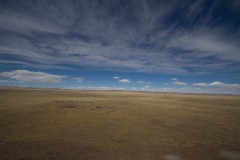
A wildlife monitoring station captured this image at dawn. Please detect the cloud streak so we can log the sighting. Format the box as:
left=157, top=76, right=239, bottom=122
left=118, top=79, right=132, bottom=83
left=0, top=0, right=239, bottom=75
left=137, top=81, right=151, bottom=84
left=193, top=82, right=240, bottom=88
left=173, top=82, right=188, bottom=86
left=0, top=70, right=66, bottom=83
left=68, top=86, right=125, bottom=91
left=137, top=81, right=144, bottom=84
left=73, top=77, right=83, bottom=82
left=171, top=78, right=178, bottom=81
left=140, top=85, right=150, bottom=90
left=0, top=80, right=12, bottom=83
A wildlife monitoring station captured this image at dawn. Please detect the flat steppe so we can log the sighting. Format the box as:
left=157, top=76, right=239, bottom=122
left=0, top=87, right=240, bottom=160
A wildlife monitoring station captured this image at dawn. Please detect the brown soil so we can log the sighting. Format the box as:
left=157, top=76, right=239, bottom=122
left=0, top=87, right=240, bottom=160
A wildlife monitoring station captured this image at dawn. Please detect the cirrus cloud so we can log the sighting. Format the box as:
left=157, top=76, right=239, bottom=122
left=0, top=0, right=239, bottom=75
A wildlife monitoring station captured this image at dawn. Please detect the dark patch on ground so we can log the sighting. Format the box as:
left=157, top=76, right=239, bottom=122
left=95, top=106, right=122, bottom=109
left=58, top=106, right=76, bottom=108
left=93, top=106, right=124, bottom=115
left=54, top=101, right=92, bottom=103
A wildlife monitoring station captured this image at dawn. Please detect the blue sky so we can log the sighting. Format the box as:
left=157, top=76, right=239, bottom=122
left=0, top=0, right=240, bottom=94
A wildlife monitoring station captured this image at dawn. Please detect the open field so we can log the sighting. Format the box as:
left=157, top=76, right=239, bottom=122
left=0, top=87, right=240, bottom=160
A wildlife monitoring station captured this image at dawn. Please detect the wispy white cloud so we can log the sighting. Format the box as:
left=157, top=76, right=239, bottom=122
left=0, top=70, right=66, bottom=83
left=158, top=88, right=176, bottom=92
left=168, top=30, right=240, bottom=62
left=173, top=82, right=188, bottom=86
left=158, top=87, right=203, bottom=93
left=171, top=78, right=178, bottom=81
left=193, top=81, right=240, bottom=87
left=137, top=81, right=151, bottom=84
left=140, top=85, right=150, bottom=90
left=113, top=76, right=119, bottom=79
left=67, top=84, right=240, bottom=94
left=72, top=77, right=83, bottom=82
left=159, top=85, right=240, bottom=94
left=68, top=86, right=125, bottom=90
left=191, top=81, right=240, bottom=94
left=131, top=87, right=137, bottom=90
left=118, top=79, right=132, bottom=83
left=137, top=81, right=144, bottom=84
left=0, top=80, right=12, bottom=83
left=0, top=0, right=239, bottom=75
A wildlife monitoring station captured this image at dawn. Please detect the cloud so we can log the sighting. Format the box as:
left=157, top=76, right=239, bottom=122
left=0, top=70, right=66, bottom=83
left=72, top=77, right=83, bottom=82
left=158, top=88, right=176, bottom=92
left=140, top=85, right=150, bottom=90
left=171, top=78, right=178, bottom=81
left=68, top=86, right=125, bottom=90
left=191, top=81, right=240, bottom=94
left=137, top=81, right=151, bottom=84
left=137, top=81, right=144, bottom=84
left=168, top=30, right=240, bottom=62
left=118, top=79, right=132, bottom=83
left=173, top=82, right=188, bottom=86
left=0, top=80, right=12, bottom=83
left=113, top=76, right=119, bottom=79
left=0, top=1, right=239, bottom=76
left=68, top=82, right=240, bottom=94
left=159, top=85, right=240, bottom=94
left=158, top=87, right=202, bottom=93
left=193, top=81, right=240, bottom=87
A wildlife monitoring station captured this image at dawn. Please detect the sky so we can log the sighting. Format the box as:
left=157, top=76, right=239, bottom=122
left=0, top=0, right=240, bottom=94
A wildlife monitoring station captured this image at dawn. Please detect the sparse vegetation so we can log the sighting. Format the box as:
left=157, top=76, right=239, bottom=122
left=0, top=87, right=240, bottom=159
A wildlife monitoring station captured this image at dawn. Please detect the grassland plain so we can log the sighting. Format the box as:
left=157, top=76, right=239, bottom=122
left=0, top=87, right=240, bottom=160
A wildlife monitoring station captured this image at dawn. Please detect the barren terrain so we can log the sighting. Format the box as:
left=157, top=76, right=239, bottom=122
left=0, top=87, right=240, bottom=160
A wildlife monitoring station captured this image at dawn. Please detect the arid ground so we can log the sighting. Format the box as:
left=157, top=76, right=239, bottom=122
left=0, top=87, right=240, bottom=160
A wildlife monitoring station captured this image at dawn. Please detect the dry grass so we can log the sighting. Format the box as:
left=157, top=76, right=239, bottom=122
left=0, top=87, right=240, bottom=160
